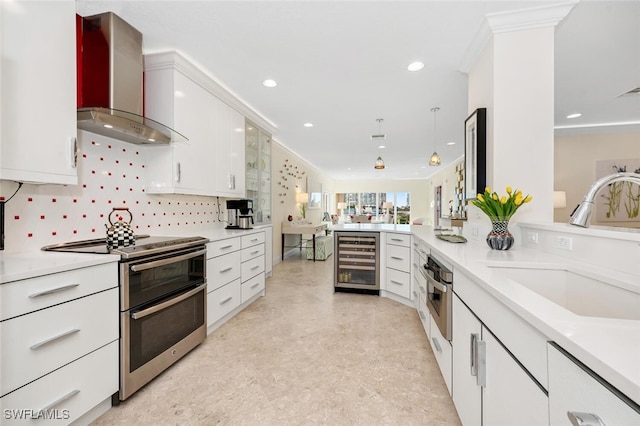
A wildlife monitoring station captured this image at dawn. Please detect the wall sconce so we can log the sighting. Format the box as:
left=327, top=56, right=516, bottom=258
left=553, top=191, right=567, bottom=209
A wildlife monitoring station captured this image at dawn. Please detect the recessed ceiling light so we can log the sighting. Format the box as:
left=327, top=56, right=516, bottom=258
left=303, top=123, right=314, bottom=128
left=447, top=142, right=455, bottom=146
left=378, top=145, right=386, bottom=149
left=407, top=61, right=425, bottom=72
left=262, top=79, right=277, bottom=88
left=567, top=113, right=582, bottom=119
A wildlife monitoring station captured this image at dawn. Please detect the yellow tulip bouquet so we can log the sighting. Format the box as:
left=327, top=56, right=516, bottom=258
left=470, top=186, right=532, bottom=221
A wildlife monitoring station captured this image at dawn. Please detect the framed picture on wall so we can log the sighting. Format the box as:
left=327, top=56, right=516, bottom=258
left=464, top=107, right=487, bottom=200
left=307, top=177, right=322, bottom=209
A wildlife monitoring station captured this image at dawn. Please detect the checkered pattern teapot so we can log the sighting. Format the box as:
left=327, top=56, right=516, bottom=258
left=106, top=207, right=136, bottom=249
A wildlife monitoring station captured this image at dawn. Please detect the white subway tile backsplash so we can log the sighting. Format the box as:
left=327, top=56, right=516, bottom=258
left=2, top=131, right=229, bottom=253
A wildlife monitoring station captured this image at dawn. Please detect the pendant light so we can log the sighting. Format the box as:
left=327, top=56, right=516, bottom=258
left=373, top=118, right=385, bottom=169
left=429, top=107, right=441, bottom=166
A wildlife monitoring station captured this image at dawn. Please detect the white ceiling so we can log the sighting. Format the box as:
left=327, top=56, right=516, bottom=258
left=75, top=1, right=640, bottom=181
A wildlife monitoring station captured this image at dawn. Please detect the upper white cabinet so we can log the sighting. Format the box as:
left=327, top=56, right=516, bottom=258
left=0, top=1, right=78, bottom=185
left=548, top=343, right=640, bottom=425
left=143, top=51, right=244, bottom=197
left=245, top=121, right=271, bottom=223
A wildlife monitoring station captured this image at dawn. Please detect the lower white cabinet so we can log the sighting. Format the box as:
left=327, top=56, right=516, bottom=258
left=207, top=278, right=241, bottom=327
left=0, top=262, right=119, bottom=425
left=429, top=314, right=452, bottom=394
left=206, top=231, right=266, bottom=332
left=385, top=267, right=411, bottom=299
left=452, top=294, right=548, bottom=426
left=548, top=343, right=640, bottom=425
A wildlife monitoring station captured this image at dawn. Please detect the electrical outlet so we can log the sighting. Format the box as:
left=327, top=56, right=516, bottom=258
left=527, top=231, right=538, bottom=244
left=556, top=236, right=572, bottom=251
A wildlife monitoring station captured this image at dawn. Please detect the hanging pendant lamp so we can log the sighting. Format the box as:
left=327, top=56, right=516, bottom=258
left=373, top=118, right=385, bottom=169
left=429, top=107, right=441, bottom=166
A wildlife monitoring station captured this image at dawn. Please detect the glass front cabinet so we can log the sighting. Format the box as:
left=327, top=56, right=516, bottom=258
left=245, top=120, right=272, bottom=224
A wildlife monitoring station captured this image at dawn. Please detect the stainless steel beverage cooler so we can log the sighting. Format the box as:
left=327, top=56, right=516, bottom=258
left=334, top=231, right=380, bottom=294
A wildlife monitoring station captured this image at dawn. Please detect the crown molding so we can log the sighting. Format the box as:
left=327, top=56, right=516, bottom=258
left=459, top=1, right=578, bottom=73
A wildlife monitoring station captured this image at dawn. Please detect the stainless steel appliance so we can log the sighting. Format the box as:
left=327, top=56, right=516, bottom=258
left=43, top=235, right=208, bottom=400
left=76, top=12, right=186, bottom=144
left=334, top=231, right=380, bottom=294
left=424, top=254, right=453, bottom=340
left=226, top=199, right=254, bottom=229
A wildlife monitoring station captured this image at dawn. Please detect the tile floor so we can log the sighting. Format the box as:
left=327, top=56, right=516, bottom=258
left=92, top=253, right=461, bottom=425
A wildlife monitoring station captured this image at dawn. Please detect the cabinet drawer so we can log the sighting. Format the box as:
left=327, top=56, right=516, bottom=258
left=0, top=262, right=117, bottom=321
left=207, top=251, right=241, bottom=291
left=207, top=278, right=241, bottom=327
left=386, top=268, right=411, bottom=299
left=241, top=243, right=265, bottom=263
left=207, top=238, right=241, bottom=258
left=241, top=272, right=265, bottom=303
left=418, top=292, right=430, bottom=338
left=430, top=314, right=452, bottom=395
left=241, top=232, right=265, bottom=248
left=386, top=244, right=411, bottom=272
left=1, top=288, right=119, bottom=396
left=386, top=233, right=411, bottom=247
left=241, top=255, right=265, bottom=281
left=0, top=340, right=118, bottom=426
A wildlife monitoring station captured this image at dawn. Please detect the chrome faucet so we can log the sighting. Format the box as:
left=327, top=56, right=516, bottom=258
left=570, top=172, right=640, bottom=227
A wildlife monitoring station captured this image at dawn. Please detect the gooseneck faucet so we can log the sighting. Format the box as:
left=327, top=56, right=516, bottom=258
left=570, top=172, right=640, bottom=227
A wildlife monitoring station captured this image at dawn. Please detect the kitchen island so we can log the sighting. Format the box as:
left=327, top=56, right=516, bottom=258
left=331, top=222, right=640, bottom=423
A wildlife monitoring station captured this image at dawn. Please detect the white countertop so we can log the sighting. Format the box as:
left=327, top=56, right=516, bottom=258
left=413, top=225, right=640, bottom=406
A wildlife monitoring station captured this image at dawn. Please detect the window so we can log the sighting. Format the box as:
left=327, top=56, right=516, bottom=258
left=335, top=192, right=411, bottom=224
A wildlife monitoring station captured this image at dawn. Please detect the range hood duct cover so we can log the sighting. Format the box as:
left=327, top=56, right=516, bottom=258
left=77, top=12, right=186, bottom=144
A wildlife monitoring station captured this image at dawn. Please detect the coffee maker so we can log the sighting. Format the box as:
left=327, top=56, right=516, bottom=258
left=226, top=199, right=254, bottom=229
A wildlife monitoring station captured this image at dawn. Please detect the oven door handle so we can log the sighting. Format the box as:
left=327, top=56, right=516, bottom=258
left=426, top=273, right=448, bottom=293
left=131, top=283, right=206, bottom=320
left=130, top=249, right=207, bottom=272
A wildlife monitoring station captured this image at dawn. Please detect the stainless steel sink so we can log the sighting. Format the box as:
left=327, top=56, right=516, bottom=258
left=486, top=263, right=640, bottom=321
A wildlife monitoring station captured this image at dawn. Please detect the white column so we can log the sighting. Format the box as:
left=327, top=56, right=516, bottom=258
left=463, top=2, right=576, bottom=225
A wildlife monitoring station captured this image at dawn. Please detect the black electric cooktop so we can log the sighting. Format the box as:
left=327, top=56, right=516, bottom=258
left=41, top=235, right=209, bottom=259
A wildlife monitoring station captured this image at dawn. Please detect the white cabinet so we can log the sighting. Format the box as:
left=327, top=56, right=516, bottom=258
left=143, top=51, right=245, bottom=197
left=206, top=232, right=266, bottom=332
left=245, top=121, right=272, bottom=223
left=429, top=314, right=453, bottom=394
left=0, top=1, right=77, bottom=185
left=0, top=262, right=118, bottom=424
left=384, top=232, right=411, bottom=300
left=548, top=343, right=640, bottom=425
left=452, top=294, right=548, bottom=426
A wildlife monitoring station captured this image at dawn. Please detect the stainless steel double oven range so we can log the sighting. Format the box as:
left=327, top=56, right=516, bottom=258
left=44, top=235, right=208, bottom=401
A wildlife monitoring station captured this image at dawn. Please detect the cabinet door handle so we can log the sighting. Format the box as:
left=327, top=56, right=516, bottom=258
left=219, top=267, right=233, bottom=273
left=220, top=296, right=233, bottom=305
left=29, top=283, right=79, bottom=298
left=431, top=337, right=442, bottom=353
left=250, top=282, right=260, bottom=289
left=69, top=137, right=78, bottom=168
left=567, top=412, right=606, bottom=426
left=419, top=311, right=427, bottom=321
left=250, top=250, right=260, bottom=255
left=250, top=265, right=260, bottom=270
left=40, top=389, right=80, bottom=413
left=390, top=280, right=403, bottom=286
left=390, top=256, right=403, bottom=260
left=30, top=328, right=80, bottom=350
left=470, top=333, right=479, bottom=377
left=476, top=340, right=487, bottom=387
left=176, top=162, right=181, bottom=183
left=220, top=244, right=233, bottom=250
left=412, top=290, right=418, bottom=298
left=391, top=238, right=403, bottom=242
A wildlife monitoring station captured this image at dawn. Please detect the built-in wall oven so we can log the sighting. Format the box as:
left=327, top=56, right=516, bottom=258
left=43, top=235, right=208, bottom=401
left=424, top=254, right=453, bottom=340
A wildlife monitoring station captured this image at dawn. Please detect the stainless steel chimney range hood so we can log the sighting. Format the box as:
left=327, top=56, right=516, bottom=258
left=77, top=12, right=186, bottom=145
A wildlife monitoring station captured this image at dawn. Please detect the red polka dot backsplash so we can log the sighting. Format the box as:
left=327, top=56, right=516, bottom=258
left=2, top=131, right=230, bottom=252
